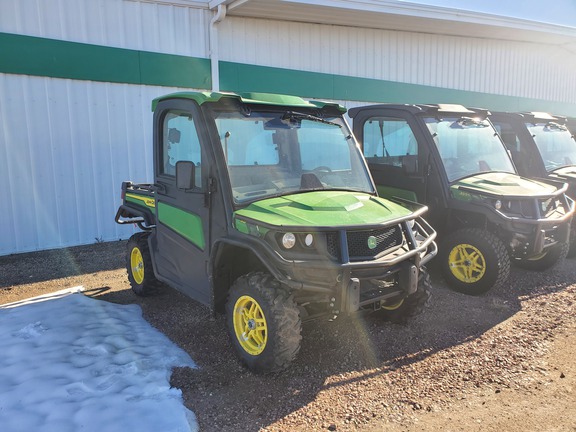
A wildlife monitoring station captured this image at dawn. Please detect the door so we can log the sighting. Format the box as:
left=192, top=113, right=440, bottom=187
left=352, top=109, right=428, bottom=203
left=151, top=100, right=212, bottom=306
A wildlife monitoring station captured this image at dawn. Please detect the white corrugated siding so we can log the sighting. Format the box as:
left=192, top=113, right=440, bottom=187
left=0, top=74, right=193, bottom=255
left=0, top=0, right=210, bottom=56
left=219, top=16, right=576, bottom=104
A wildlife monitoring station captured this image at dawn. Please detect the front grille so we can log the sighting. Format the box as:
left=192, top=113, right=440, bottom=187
left=347, top=226, right=403, bottom=261
left=502, top=197, right=567, bottom=219
left=326, top=232, right=340, bottom=259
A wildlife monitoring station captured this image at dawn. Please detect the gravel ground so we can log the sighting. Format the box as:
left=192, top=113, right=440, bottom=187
left=1, top=240, right=575, bottom=431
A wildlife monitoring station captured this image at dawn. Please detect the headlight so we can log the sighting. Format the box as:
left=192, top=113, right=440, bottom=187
left=494, top=199, right=502, bottom=210
left=304, top=233, right=314, bottom=247
left=282, top=232, right=296, bottom=249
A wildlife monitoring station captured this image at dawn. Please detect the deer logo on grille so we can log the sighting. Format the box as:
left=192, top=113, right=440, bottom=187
left=367, top=235, right=378, bottom=250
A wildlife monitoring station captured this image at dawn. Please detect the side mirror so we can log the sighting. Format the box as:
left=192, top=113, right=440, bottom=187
left=402, top=155, right=418, bottom=175
left=176, top=161, right=195, bottom=190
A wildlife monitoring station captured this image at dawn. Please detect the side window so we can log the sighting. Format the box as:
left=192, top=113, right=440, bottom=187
left=161, top=111, right=202, bottom=187
left=363, top=117, right=418, bottom=167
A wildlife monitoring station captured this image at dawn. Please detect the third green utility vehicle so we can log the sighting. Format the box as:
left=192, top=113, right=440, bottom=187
left=116, top=91, right=437, bottom=373
left=489, top=111, right=576, bottom=255
left=349, top=104, right=574, bottom=295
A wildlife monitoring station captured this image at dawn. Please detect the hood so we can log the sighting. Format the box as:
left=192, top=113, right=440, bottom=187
left=234, top=191, right=413, bottom=228
left=451, top=172, right=558, bottom=197
left=549, top=166, right=576, bottom=183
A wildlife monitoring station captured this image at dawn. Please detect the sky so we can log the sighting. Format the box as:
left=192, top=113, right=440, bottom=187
left=401, top=0, right=576, bottom=27
left=0, top=288, right=198, bottom=432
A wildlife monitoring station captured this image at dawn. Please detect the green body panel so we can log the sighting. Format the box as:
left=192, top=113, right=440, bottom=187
left=235, top=191, right=412, bottom=228
left=152, top=91, right=345, bottom=113
left=376, top=185, right=418, bottom=202
left=157, top=202, right=205, bottom=250
left=3, top=32, right=576, bottom=116
left=451, top=172, right=557, bottom=199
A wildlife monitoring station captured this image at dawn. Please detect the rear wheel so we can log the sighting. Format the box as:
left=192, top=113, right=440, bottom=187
left=225, top=272, right=302, bottom=374
left=126, top=232, right=161, bottom=296
left=378, top=267, right=432, bottom=323
left=439, top=228, right=510, bottom=295
left=566, top=221, right=576, bottom=258
left=515, top=241, right=569, bottom=271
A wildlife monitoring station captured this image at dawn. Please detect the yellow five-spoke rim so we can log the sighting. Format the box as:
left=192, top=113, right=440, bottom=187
left=233, top=295, right=267, bottom=356
left=130, top=247, right=145, bottom=285
left=448, top=243, right=486, bottom=283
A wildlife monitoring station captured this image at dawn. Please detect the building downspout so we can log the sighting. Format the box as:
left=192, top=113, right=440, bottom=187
left=209, top=5, right=227, bottom=92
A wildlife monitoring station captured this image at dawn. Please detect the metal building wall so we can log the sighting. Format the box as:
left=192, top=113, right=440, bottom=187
left=219, top=16, right=576, bottom=104
left=0, top=0, right=211, bottom=255
left=0, top=0, right=210, bottom=57
left=0, top=74, right=185, bottom=255
left=2, top=1, right=575, bottom=255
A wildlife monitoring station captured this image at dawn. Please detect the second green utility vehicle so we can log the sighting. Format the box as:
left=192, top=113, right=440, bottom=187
left=489, top=111, right=576, bottom=255
left=115, top=91, right=437, bottom=373
left=349, top=104, right=574, bottom=295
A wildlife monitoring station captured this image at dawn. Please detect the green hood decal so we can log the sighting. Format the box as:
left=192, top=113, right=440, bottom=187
left=235, top=191, right=412, bottom=227
left=452, top=172, right=557, bottom=197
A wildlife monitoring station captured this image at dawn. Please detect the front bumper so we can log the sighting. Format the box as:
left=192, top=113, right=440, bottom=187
left=494, top=196, right=574, bottom=258
left=227, top=212, right=437, bottom=316
left=455, top=183, right=575, bottom=258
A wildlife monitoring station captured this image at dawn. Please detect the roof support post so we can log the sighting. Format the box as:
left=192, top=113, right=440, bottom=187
left=209, top=4, right=227, bottom=92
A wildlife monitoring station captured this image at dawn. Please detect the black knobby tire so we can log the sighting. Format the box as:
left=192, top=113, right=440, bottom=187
left=514, top=241, right=569, bottom=271
left=126, top=232, right=161, bottom=296
left=439, top=228, right=510, bottom=296
left=379, top=267, right=432, bottom=324
left=225, top=272, right=302, bottom=374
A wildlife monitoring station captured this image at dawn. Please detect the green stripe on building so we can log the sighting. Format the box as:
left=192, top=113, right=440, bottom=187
left=0, top=32, right=211, bottom=88
left=1, top=32, right=575, bottom=116
left=157, top=202, right=205, bottom=250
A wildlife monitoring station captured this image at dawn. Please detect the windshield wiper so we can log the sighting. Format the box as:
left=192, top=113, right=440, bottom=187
left=544, top=122, right=568, bottom=132
left=452, top=117, right=488, bottom=128
left=283, top=111, right=341, bottom=127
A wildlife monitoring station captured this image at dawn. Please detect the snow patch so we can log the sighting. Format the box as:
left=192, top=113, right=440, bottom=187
left=0, top=291, right=198, bottom=432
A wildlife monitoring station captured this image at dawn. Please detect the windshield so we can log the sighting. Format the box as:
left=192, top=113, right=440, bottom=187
left=526, top=122, right=576, bottom=171
left=212, top=109, right=374, bottom=203
left=424, top=116, right=516, bottom=182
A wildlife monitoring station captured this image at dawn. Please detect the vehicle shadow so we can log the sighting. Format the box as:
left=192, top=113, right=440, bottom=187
left=0, top=241, right=127, bottom=288
left=93, top=257, right=576, bottom=432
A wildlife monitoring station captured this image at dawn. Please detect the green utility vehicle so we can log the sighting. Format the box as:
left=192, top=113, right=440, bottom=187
left=115, top=91, right=437, bottom=373
left=489, top=111, right=576, bottom=255
left=349, top=104, right=574, bottom=295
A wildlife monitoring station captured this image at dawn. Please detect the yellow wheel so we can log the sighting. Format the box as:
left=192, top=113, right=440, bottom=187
left=514, top=241, right=568, bottom=271
left=232, top=295, right=268, bottom=356
left=448, top=243, right=486, bottom=283
left=130, top=247, right=145, bottom=285
left=377, top=268, right=431, bottom=323
left=226, top=272, right=301, bottom=373
left=440, top=228, right=510, bottom=295
left=380, top=299, right=404, bottom=311
left=126, top=233, right=161, bottom=296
